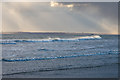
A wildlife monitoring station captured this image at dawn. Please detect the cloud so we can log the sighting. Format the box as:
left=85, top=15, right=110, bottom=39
left=2, top=2, right=118, bottom=34
left=50, top=2, right=88, bottom=8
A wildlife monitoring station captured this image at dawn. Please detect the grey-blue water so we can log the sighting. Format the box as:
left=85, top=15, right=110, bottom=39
left=2, top=32, right=119, bottom=78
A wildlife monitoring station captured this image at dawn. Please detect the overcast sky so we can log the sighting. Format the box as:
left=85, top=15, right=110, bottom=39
left=2, top=2, right=118, bottom=34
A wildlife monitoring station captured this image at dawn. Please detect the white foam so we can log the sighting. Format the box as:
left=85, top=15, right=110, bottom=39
left=1, top=35, right=102, bottom=43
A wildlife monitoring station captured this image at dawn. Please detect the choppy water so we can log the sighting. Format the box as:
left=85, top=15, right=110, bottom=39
left=1, top=33, right=119, bottom=77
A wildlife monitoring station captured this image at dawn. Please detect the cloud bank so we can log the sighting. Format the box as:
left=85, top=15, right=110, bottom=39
left=3, top=2, right=118, bottom=34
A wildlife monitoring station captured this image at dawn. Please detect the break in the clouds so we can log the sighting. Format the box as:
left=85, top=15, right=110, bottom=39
left=2, top=2, right=118, bottom=34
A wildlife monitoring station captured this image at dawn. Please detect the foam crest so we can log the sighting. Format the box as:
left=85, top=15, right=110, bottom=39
left=1, top=35, right=102, bottom=43
left=2, top=50, right=119, bottom=62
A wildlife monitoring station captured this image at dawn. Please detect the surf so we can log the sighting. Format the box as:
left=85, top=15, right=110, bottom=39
left=2, top=50, right=119, bottom=62
left=1, top=35, right=102, bottom=43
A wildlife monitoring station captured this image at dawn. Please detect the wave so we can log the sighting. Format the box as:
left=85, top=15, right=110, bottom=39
left=37, top=48, right=55, bottom=51
left=0, top=42, right=16, bottom=44
left=2, top=50, right=119, bottom=62
left=1, top=35, right=102, bottom=43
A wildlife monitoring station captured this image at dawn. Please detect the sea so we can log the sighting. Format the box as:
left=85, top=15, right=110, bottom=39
left=1, top=32, right=119, bottom=78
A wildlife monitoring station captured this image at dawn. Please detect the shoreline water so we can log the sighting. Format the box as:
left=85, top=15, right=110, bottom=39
left=3, top=63, right=118, bottom=78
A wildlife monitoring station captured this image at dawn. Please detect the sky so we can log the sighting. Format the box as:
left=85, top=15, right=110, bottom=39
left=2, top=2, right=118, bottom=34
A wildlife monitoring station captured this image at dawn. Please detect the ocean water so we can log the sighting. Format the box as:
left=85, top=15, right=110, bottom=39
left=1, top=33, right=119, bottom=78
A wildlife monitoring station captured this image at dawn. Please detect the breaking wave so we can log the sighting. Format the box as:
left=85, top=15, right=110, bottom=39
left=1, top=35, right=101, bottom=44
left=2, top=50, right=119, bottom=62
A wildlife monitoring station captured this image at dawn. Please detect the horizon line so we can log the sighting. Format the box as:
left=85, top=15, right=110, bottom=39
left=1, top=31, right=119, bottom=35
